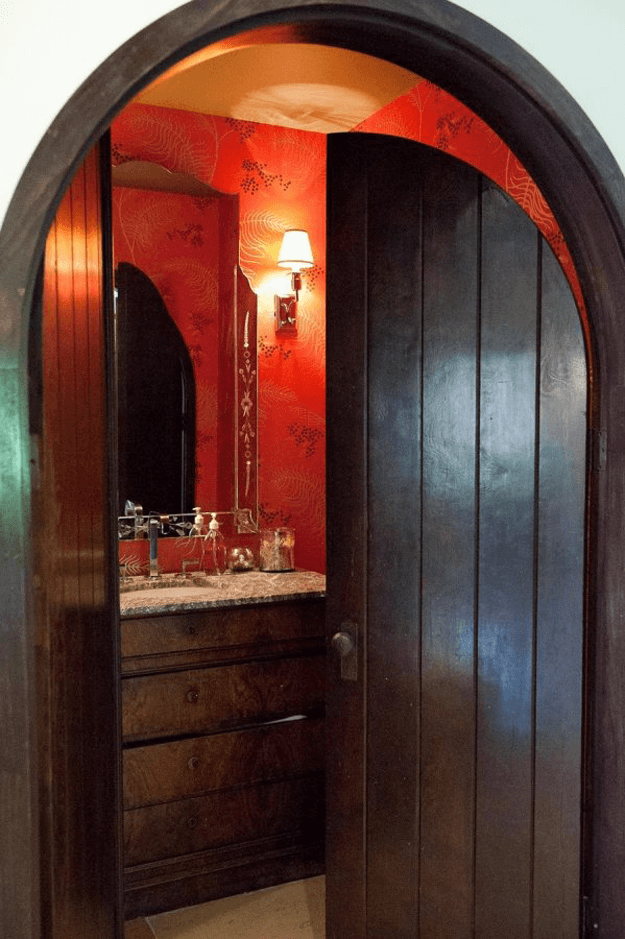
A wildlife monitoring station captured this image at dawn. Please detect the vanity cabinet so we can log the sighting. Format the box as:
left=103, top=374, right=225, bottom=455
left=120, top=596, right=326, bottom=918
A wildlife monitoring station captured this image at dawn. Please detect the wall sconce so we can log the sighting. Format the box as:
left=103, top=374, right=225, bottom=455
left=274, top=229, right=314, bottom=333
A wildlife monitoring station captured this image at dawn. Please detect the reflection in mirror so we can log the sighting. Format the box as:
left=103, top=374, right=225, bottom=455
left=112, top=161, right=258, bottom=535
left=115, top=261, right=196, bottom=516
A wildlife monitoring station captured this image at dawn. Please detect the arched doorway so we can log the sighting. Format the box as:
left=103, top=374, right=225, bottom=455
left=2, top=2, right=625, bottom=936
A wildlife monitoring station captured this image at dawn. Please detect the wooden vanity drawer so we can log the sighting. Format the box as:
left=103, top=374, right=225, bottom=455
left=121, top=592, right=327, bottom=914
left=121, top=599, right=325, bottom=669
left=124, top=774, right=325, bottom=867
left=121, top=654, right=325, bottom=742
left=123, top=717, right=325, bottom=809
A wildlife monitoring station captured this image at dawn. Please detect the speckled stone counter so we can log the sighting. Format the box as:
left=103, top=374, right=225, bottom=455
left=119, top=569, right=326, bottom=618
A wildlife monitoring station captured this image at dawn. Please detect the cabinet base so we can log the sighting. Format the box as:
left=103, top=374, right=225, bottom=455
left=124, top=835, right=324, bottom=919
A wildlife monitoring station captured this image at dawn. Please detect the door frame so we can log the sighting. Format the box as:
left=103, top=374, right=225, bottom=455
left=1, top=0, right=624, bottom=934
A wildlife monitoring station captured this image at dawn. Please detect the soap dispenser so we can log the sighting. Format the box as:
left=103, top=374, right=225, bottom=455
left=190, top=507, right=205, bottom=537
left=205, top=512, right=226, bottom=574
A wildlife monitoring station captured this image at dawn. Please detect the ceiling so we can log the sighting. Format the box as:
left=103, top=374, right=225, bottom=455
left=135, top=43, right=421, bottom=134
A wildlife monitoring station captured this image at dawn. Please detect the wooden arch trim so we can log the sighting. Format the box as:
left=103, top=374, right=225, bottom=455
left=1, top=1, right=625, bottom=936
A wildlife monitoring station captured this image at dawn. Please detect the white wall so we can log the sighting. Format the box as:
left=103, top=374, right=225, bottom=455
left=0, top=0, right=623, bottom=230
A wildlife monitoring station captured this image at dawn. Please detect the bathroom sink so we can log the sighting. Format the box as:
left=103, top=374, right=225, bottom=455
left=119, top=573, right=223, bottom=593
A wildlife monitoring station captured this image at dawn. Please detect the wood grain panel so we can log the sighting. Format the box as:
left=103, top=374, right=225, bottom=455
left=325, top=132, right=369, bottom=939
left=532, top=244, right=585, bottom=938
left=327, top=134, right=586, bottom=939
left=419, top=157, right=479, bottom=937
left=123, top=834, right=324, bottom=919
left=39, top=141, right=120, bottom=938
left=121, top=599, right=325, bottom=664
left=123, top=775, right=324, bottom=866
left=122, top=655, right=324, bottom=742
left=364, top=134, right=423, bottom=936
left=123, top=717, right=324, bottom=809
left=475, top=183, right=538, bottom=939
left=121, top=636, right=325, bottom=675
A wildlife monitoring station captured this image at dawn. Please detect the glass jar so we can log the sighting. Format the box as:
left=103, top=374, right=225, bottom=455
left=227, top=546, right=255, bottom=572
left=259, top=528, right=295, bottom=571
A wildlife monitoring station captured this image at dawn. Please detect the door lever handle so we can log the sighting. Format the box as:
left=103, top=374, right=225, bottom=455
left=331, top=624, right=358, bottom=681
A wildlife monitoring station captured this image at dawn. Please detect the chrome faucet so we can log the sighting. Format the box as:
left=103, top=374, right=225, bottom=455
left=125, top=500, right=145, bottom=540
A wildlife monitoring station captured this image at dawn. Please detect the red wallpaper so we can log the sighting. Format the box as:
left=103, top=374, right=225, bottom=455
left=355, top=79, right=586, bottom=326
left=112, top=80, right=584, bottom=577
left=112, top=105, right=327, bottom=573
left=113, top=187, right=224, bottom=509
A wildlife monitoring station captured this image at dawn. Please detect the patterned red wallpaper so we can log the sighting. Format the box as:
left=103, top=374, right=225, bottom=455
left=112, top=105, right=327, bottom=573
left=112, top=79, right=584, bottom=576
left=355, top=79, right=586, bottom=325
left=113, top=186, right=224, bottom=510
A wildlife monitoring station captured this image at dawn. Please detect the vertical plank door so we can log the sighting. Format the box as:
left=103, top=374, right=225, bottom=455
left=326, top=133, right=587, bottom=939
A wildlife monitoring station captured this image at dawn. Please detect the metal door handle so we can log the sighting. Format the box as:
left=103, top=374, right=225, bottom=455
left=332, top=631, right=354, bottom=656
left=331, top=625, right=358, bottom=681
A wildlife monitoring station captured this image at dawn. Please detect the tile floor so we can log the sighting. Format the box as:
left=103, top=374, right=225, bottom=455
left=125, top=876, right=325, bottom=939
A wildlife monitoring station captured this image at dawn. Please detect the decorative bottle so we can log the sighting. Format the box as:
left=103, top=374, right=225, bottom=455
left=205, top=512, right=226, bottom=574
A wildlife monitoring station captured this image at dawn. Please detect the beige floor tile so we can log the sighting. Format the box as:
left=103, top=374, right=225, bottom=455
left=148, top=876, right=325, bottom=939
left=125, top=919, right=156, bottom=939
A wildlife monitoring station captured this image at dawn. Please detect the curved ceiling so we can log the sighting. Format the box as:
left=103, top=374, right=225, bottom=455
left=135, top=43, right=421, bottom=133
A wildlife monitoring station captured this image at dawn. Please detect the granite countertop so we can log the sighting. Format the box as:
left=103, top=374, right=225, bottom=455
left=119, top=569, right=326, bottom=618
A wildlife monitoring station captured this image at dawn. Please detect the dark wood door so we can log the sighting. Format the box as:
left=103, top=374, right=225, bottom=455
left=326, top=133, right=587, bottom=939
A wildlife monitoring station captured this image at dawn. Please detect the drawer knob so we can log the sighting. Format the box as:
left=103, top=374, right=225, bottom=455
left=187, top=817, right=198, bottom=830
left=186, top=689, right=199, bottom=704
left=188, top=756, right=200, bottom=770
left=187, top=625, right=197, bottom=636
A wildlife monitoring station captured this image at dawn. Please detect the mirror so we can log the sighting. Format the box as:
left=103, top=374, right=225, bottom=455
left=112, top=161, right=258, bottom=528
left=115, top=261, right=196, bottom=516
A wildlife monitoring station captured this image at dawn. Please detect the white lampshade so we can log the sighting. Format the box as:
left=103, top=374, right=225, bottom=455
left=277, top=229, right=314, bottom=272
